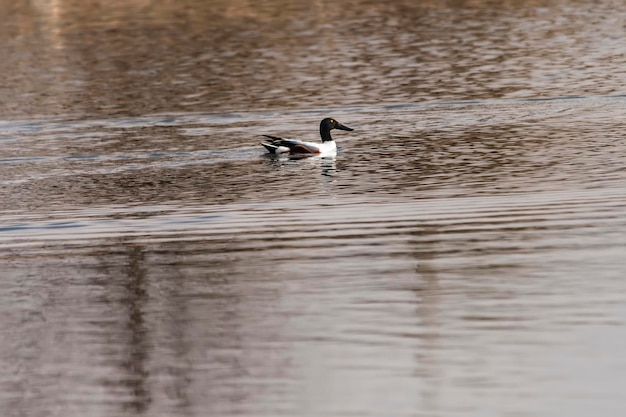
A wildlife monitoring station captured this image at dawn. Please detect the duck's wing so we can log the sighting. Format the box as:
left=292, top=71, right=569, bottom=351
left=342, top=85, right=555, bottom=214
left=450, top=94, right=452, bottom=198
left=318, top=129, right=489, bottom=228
left=260, top=135, right=321, bottom=154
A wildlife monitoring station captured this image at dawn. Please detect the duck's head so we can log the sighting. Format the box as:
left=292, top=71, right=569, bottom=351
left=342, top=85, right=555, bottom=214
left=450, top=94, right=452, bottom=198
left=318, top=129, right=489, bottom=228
left=320, top=118, right=353, bottom=142
left=321, top=118, right=353, bottom=132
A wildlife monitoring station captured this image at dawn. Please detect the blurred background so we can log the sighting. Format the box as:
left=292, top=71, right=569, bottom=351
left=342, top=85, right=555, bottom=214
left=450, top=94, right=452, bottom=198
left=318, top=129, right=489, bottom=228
left=1, top=1, right=626, bottom=416
left=2, top=0, right=624, bottom=118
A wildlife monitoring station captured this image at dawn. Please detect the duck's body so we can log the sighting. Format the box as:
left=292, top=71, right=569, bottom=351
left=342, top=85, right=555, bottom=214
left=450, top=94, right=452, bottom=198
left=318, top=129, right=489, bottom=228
left=261, top=135, right=337, bottom=155
left=261, top=118, right=353, bottom=155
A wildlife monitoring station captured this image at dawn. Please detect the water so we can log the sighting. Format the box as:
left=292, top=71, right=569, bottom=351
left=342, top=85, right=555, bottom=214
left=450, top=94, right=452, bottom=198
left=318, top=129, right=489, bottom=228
left=2, top=0, right=626, bottom=416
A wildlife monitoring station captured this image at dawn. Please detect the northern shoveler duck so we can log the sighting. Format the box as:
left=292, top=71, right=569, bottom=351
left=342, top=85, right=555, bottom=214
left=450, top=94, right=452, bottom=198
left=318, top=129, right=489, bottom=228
left=260, top=118, right=353, bottom=155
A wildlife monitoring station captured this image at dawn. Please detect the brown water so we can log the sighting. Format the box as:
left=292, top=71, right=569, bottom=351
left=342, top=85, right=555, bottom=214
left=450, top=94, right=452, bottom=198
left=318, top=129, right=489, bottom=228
left=2, top=1, right=626, bottom=416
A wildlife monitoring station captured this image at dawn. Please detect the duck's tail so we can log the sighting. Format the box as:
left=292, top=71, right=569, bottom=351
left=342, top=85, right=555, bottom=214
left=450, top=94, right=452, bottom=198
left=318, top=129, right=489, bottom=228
left=260, top=141, right=279, bottom=154
left=260, top=135, right=289, bottom=154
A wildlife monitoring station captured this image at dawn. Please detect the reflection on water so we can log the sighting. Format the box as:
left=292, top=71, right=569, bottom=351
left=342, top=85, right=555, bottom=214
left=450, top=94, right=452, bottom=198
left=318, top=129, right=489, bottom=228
left=2, top=0, right=626, bottom=416
left=3, top=188, right=626, bottom=416
left=2, top=0, right=625, bottom=118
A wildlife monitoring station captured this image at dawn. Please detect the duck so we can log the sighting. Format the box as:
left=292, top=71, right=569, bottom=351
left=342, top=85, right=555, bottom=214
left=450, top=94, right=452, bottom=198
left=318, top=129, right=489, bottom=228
left=260, top=118, right=353, bottom=155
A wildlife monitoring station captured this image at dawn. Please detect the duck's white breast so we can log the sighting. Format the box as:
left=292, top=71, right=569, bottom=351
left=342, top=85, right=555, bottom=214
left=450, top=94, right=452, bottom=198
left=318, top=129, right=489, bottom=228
left=318, top=141, right=337, bottom=154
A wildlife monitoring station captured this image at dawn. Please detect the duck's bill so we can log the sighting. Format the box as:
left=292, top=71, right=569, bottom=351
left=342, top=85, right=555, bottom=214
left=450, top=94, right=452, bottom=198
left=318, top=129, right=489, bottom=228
left=337, top=123, right=354, bottom=131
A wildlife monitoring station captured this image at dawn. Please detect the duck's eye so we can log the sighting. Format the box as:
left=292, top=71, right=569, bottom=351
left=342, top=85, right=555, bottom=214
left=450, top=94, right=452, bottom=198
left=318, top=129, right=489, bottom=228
left=329, top=119, right=335, bottom=124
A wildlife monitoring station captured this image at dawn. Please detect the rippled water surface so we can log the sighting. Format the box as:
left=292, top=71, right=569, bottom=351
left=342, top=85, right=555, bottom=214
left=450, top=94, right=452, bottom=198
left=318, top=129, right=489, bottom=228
left=2, top=0, right=626, bottom=416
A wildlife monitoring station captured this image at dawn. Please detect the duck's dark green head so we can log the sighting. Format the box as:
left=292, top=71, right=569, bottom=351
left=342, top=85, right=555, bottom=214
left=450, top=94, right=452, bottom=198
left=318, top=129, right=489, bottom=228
left=320, top=118, right=353, bottom=142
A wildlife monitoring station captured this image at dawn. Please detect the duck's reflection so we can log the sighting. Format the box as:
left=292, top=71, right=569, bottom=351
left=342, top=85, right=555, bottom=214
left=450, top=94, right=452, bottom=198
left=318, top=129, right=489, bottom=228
left=319, top=155, right=337, bottom=177
left=263, top=153, right=337, bottom=177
